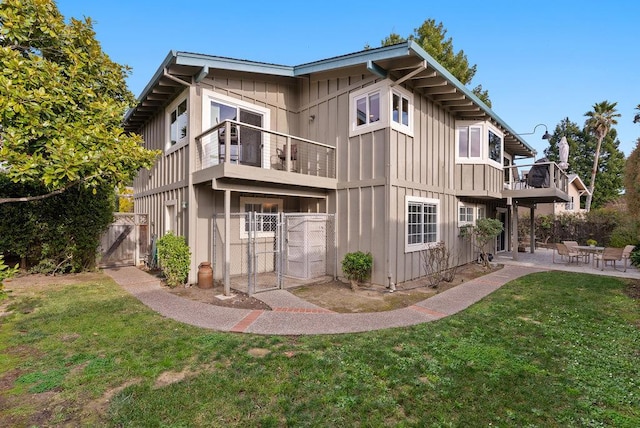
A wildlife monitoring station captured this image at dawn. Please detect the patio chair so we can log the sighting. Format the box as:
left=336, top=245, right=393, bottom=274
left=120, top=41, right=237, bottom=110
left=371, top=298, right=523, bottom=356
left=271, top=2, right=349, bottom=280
left=562, top=240, right=579, bottom=250
left=554, top=243, right=588, bottom=265
left=621, top=245, right=635, bottom=272
left=594, top=247, right=624, bottom=271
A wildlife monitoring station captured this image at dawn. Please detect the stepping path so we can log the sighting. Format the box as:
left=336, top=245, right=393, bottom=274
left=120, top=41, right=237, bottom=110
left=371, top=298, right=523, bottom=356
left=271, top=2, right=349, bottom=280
left=105, top=265, right=544, bottom=335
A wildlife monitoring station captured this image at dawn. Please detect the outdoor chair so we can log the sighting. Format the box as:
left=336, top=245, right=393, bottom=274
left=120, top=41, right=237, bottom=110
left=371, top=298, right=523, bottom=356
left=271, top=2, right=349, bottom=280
left=621, top=245, right=635, bottom=272
left=594, top=247, right=624, bottom=271
left=562, top=240, right=579, bottom=250
left=554, top=243, right=588, bottom=265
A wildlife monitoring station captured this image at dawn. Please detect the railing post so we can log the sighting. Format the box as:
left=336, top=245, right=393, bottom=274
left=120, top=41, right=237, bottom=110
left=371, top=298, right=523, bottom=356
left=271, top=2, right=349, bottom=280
left=224, top=121, right=231, bottom=164
left=285, top=136, right=291, bottom=172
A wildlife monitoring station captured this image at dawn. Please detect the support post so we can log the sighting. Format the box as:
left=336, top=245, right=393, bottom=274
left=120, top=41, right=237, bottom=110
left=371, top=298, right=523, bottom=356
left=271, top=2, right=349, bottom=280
left=529, top=205, right=535, bottom=253
left=511, top=203, right=519, bottom=261
left=224, top=190, right=231, bottom=296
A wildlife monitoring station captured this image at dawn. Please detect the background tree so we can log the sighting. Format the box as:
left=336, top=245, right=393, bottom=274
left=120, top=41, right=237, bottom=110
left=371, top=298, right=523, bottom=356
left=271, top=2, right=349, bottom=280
left=634, top=104, right=640, bottom=124
left=379, top=19, right=491, bottom=106
left=544, top=117, right=624, bottom=210
left=584, top=101, right=621, bottom=211
left=0, top=0, right=158, bottom=204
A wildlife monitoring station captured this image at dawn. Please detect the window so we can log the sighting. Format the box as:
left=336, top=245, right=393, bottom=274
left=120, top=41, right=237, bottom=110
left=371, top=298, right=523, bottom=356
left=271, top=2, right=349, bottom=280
left=477, top=206, right=486, bottom=220
left=240, top=197, right=283, bottom=238
left=392, top=91, right=410, bottom=126
left=459, top=205, right=474, bottom=224
left=457, top=126, right=482, bottom=159
left=406, top=196, right=440, bottom=252
left=201, top=91, right=271, bottom=168
left=458, top=202, right=486, bottom=226
left=355, top=91, right=380, bottom=127
left=488, top=130, right=502, bottom=163
left=456, top=122, right=503, bottom=167
left=167, top=98, right=188, bottom=151
left=349, top=80, right=413, bottom=137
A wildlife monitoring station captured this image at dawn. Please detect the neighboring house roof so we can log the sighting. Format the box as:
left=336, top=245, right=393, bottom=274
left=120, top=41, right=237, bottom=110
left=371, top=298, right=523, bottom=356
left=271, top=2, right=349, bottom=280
left=567, top=173, right=590, bottom=195
left=124, top=41, right=535, bottom=158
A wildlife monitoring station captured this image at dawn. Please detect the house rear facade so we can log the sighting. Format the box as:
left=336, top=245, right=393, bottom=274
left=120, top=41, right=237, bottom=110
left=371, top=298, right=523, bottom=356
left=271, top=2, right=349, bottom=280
left=126, top=41, right=569, bottom=291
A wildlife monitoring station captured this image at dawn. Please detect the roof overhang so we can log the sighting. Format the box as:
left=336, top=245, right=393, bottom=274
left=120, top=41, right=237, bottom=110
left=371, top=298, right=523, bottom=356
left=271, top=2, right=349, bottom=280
left=123, top=41, right=537, bottom=158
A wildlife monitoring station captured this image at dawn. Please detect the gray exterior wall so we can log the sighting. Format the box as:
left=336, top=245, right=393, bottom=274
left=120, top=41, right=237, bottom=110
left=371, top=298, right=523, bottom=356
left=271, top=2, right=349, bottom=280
left=133, top=62, right=516, bottom=286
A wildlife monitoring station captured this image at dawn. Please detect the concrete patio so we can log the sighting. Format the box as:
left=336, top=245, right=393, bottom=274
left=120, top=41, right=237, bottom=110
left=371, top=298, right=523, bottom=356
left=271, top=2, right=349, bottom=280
left=497, top=247, right=640, bottom=279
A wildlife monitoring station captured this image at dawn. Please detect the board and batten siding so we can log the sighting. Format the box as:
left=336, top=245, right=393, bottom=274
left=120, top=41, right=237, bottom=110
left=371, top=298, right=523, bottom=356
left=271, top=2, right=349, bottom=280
left=198, top=71, right=299, bottom=137
left=133, top=102, right=190, bottom=241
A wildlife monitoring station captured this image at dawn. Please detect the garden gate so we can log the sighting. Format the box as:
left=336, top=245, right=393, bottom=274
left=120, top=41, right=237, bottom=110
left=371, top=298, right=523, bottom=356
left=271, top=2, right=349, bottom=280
left=98, top=213, right=148, bottom=267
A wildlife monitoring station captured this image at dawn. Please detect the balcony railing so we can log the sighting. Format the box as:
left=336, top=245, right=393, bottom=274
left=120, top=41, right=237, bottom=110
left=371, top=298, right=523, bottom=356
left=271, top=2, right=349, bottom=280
left=194, top=120, right=336, bottom=179
left=503, top=161, right=569, bottom=194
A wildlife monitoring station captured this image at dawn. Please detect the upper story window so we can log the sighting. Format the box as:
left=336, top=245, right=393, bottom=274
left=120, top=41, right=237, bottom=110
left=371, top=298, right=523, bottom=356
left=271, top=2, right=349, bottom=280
left=456, top=121, right=503, bottom=167
left=355, top=91, right=381, bottom=126
left=349, top=80, right=413, bottom=137
left=405, top=196, right=439, bottom=253
left=488, top=130, right=502, bottom=163
left=166, top=95, right=188, bottom=153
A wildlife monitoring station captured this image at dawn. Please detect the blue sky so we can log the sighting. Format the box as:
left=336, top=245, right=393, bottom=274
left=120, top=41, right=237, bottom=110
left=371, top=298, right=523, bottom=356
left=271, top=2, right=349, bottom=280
left=57, top=0, right=640, bottom=157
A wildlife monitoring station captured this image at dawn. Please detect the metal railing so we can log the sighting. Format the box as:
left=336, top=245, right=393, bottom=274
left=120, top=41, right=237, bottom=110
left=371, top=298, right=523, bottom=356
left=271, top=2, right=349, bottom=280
left=194, top=119, right=336, bottom=179
left=504, top=161, right=569, bottom=194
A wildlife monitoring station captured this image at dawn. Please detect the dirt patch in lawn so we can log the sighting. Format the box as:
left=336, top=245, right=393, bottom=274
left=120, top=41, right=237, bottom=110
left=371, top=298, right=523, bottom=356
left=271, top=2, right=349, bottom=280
left=290, top=263, right=502, bottom=313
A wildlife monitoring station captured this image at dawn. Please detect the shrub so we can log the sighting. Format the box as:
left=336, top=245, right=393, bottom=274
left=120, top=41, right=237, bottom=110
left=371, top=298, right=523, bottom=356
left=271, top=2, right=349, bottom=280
left=156, top=232, right=191, bottom=288
left=460, top=218, right=503, bottom=268
left=0, top=255, right=18, bottom=292
left=341, top=251, right=373, bottom=288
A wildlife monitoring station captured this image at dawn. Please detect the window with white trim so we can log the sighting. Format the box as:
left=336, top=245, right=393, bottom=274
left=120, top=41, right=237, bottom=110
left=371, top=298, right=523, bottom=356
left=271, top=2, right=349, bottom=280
left=406, top=196, right=440, bottom=252
left=240, top=197, right=282, bottom=239
left=458, top=202, right=487, bottom=226
left=457, top=125, right=482, bottom=159
left=349, top=80, right=413, bottom=137
left=166, top=96, right=188, bottom=152
left=455, top=122, right=504, bottom=167
left=354, top=90, right=381, bottom=127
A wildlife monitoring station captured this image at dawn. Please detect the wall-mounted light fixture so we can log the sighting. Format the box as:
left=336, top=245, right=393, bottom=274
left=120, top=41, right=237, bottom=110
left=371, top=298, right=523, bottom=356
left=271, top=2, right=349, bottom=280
left=309, top=114, right=315, bottom=121
left=181, top=201, right=188, bottom=209
left=517, top=123, right=552, bottom=140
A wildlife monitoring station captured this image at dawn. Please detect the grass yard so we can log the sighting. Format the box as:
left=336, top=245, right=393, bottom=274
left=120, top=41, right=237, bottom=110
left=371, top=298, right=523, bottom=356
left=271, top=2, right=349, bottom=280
left=0, top=271, right=638, bottom=426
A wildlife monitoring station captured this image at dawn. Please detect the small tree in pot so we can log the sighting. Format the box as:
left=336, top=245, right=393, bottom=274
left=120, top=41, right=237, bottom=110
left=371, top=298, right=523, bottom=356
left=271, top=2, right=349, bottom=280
left=459, top=218, right=504, bottom=269
left=341, top=251, right=373, bottom=291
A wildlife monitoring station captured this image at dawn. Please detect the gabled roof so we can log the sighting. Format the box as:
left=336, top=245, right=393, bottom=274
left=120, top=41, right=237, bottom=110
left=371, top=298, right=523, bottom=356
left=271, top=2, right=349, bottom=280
left=568, top=173, right=590, bottom=194
left=124, top=41, right=535, bottom=157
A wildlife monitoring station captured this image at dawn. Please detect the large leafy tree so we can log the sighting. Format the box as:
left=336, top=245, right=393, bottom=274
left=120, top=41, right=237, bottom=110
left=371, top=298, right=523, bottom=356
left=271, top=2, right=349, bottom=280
left=0, top=0, right=158, bottom=204
left=380, top=19, right=491, bottom=107
left=544, top=117, right=624, bottom=210
left=584, top=101, right=621, bottom=211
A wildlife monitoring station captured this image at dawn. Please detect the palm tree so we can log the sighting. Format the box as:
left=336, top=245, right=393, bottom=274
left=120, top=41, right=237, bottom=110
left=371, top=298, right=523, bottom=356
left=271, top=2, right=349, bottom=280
left=634, top=104, right=640, bottom=124
left=584, top=101, right=621, bottom=211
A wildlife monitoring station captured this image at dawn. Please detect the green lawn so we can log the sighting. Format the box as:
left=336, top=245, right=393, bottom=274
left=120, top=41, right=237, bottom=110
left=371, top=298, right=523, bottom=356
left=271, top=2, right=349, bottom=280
left=1, top=271, right=638, bottom=427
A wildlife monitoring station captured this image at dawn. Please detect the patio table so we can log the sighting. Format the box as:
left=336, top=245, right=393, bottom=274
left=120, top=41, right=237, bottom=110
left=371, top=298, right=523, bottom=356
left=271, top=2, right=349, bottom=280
left=574, top=245, right=605, bottom=267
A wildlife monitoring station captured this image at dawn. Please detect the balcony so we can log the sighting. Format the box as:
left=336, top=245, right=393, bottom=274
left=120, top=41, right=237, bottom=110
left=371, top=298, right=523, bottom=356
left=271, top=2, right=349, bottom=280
left=503, top=161, right=570, bottom=204
left=193, top=120, right=336, bottom=190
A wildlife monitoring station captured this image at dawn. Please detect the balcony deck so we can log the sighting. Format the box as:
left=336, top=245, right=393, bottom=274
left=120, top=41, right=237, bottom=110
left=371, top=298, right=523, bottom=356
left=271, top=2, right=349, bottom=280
left=194, top=120, right=337, bottom=192
left=503, top=162, right=570, bottom=205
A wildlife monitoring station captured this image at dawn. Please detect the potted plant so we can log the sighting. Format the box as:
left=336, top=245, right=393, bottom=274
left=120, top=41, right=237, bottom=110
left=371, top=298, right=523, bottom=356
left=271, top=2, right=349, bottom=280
left=586, top=239, right=597, bottom=247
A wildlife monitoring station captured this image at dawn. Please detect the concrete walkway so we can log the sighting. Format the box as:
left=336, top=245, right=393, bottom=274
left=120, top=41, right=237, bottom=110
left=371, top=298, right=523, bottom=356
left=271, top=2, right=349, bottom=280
left=105, top=264, right=546, bottom=335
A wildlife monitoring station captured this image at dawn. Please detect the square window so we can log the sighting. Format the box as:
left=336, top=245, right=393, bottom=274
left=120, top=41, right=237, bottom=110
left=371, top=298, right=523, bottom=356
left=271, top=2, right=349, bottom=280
left=406, top=197, right=439, bottom=252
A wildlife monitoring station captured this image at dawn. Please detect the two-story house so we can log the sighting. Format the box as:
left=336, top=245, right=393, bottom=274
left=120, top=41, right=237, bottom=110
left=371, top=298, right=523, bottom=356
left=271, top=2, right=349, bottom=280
left=125, top=41, right=569, bottom=294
